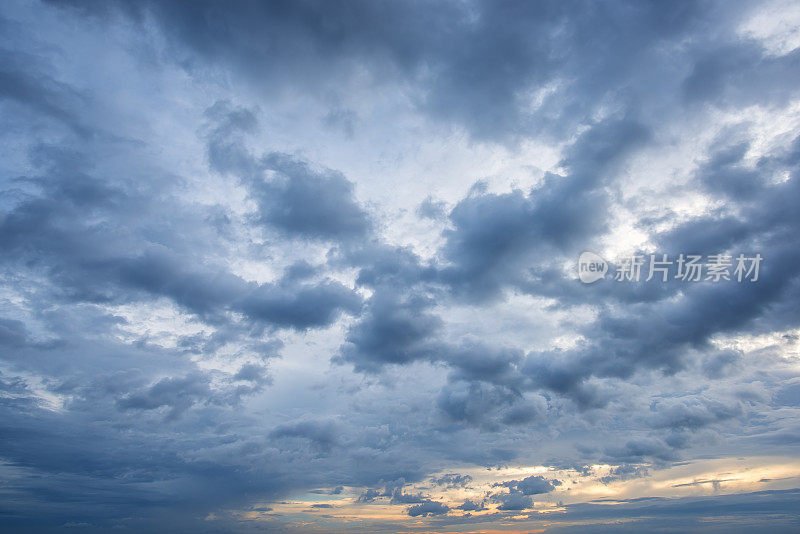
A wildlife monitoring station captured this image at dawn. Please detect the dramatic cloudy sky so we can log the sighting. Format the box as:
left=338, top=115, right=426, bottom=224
left=2, top=0, right=800, bottom=532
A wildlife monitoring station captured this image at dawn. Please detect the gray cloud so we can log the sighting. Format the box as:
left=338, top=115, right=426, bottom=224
left=2, top=0, right=800, bottom=531
left=491, top=489, right=533, bottom=511
left=495, top=475, right=558, bottom=495
left=407, top=499, right=450, bottom=517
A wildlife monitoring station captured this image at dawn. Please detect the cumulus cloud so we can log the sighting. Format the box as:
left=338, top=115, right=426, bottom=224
left=495, top=475, right=559, bottom=495
left=491, top=489, right=534, bottom=511
left=407, top=499, right=450, bottom=517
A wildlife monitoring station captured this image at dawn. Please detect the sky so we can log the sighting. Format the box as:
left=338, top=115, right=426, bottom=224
left=1, top=0, right=800, bottom=532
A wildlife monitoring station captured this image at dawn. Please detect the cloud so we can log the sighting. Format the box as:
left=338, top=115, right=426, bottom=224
left=204, top=100, right=372, bottom=242
left=2, top=0, right=800, bottom=531
left=116, top=372, right=212, bottom=420
left=407, top=499, right=450, bottom=517
left=648, top=398, right=742, bottom=431
left=238, top=279, right=362, bottom=329
left=417, top=196, right=447, bottom=220
left=431, top=473, right=472, bottom=488
left=0, top=141, right=362, bottom=332
left=269, top=420, right=340, bottom=452
left=336, top=290, right=441, bottom=372
left=599, top=464, right=650, bottom=485
left=438, top=117, right=650, bottom=303
left=456, top=498, right=487, bottom=512
left=491, top=489, right=533, bottom=511
left=251, top=153, right=372, bottom=240
left=496, top=475, right=558, bottom=495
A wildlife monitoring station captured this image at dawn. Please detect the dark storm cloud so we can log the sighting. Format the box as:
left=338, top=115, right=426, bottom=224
left=445, top=342, right=525, bottom=385
left=238, top=279, right=362, bottom=329
left=486, top=130, right=800, bottom=409
left=0, top=9, right=378, bottom=527
left=269, top=420, right=340, bottom=452
left=604, top=437, right=679, bottom=464
left=491, top=489, right=533, bottom=511
left=335, top=116, right=652, bottom=380
left=252, top=153, right=372, bottom=240
left=0, top=47, right=89, bottom=135
left=0, top=139, right=362, bottom=332
left=233, top=363, right=271, bottom=384
left=648, top=397, right=742, bottom=431
left=436, top=380, right=547, bottom=430
left=457, top=498, right=487, bottom=512
left=407, top=499, right=450, bottom=517
left=0, top=339, right=304, bottom=531
left=51, top=0, right=721, bottom=143
left=345, top=242, right=437, bottom=289
left=331, top=126, right=793, bottom=438
left=116, top=372, right=212, bottom=420
left=204, top=100, right=372, bottom=241
left=439, top=117, right=650, bottom=302
left=683, top=43, right=800, bottom=108
left=336, top=290, right=441, bottom=372
left=3, top=0, right=800, bottom=531
left=701, top=349, right=742, bottom=379
left=495, top=474, right=558, bottom=495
